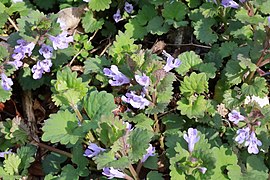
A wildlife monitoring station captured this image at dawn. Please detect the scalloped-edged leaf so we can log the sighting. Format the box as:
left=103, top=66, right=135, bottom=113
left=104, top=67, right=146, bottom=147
left=260, top=1, right=270, bottom=14
left=242, top=156, right=268, bottom=179
left=88, top=0, right=112, bottom=11
left=230, top=24, right=253, bottom=40
left=199, top=3, right=219, bottom=18
left=33, top=0, right=55, bottom=10
left=180, top=72, right=208, bottom=96
left=124, top=113, right=153, bottom=131
left=82, top=11, right=104, bottom=33
left=162, top=1, right=187, bottom=28
left=128, top=128, right=154, bottom=162
left=94, top=151, right=129, bottom=170
left=41, top=110, right=83, bottom=145
left=176, top=51, right=202, bottom=75
left=225, top=60, right=245, bottom=86
left=223, top=89, right=245, bottom=109
left=0, top=86, right=12, bottom=103
left=219, top=41, right=238, bottom=59
left=193, top=18, right=218, bottom=44
left=4, top=154, right=21, bottom=175
left=146, top=16, right=170, bottom=35
left=143, top=155, right=158, bottom=170
left=58, top=164, right=87, bottom=180
left=235, top=9, right=264, bottom=24
left=51, top=67, right=88, bottom=106
left=177, top=95, right=207, bottom=119
left=0, top=46, right=9, bottom=60
left=197, top=63, right=217, bottom=79
left=211, top=146, right=240, bottom=179
left=83, top=90, right=116, bottom=122
left=241, top=77, right=268, bottom=97
left=42, top=152, right=67, bottom=175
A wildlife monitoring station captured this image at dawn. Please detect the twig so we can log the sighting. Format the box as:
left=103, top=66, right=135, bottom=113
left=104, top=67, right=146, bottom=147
left=37, top=142, right=72, bottom=158
left=8, top=17, right=19, bottom=31
left=128, top=164, right=139, bottom=180
left=99, top=41, right=112, bottom=56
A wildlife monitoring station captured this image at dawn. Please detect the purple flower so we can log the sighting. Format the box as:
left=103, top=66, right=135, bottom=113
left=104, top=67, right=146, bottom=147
left=124, top=2, right=133, bottom=14
left=124, top=121, right=133, bottom=131
left=113, top=9, right=121, bottom=23
left=0, top=149, right=12, bottom=158
left=102, top=167, right=126, bottom=179
left=162, top=50, right=181, bottom=72
left=12, top=0, right=23, bottom=3
left=198, top=167, right=207, bottom=174
left=31, top=59, right=52, bottom=79
left=228, top=110, right=245, bottom=124
left=39, top=44, right=53, bottom=59
left=8, top=60, right=23, bottom=70
left=49, top=31, right=73, bottom=50
left=183, top=128, right=200, bottom=153
left=121, top=91, right=150, bottom=109
left=244, top=131, right=262, bottom=154
left=141, top=144, right=155, bottom=162
left=135, top=73, right=150, bottom=87
left=268, top=16, right=270, bottom=28
left=239, top=0, right=246, bottom=2
left=221, top=0, right=239, bottom=8
left=83, top=143, right=105, bottom=158
left=235, top=126, right=250, bottom=144
left=1, top=73, right=13, bottom=91
left=103, top=65, right=130, bottom=86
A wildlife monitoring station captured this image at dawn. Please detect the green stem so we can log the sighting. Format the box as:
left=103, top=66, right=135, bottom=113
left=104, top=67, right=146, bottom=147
left=128, top=164, right=139, bottom=180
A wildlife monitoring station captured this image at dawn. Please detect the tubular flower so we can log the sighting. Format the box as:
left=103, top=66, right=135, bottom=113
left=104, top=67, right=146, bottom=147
left=183, top=128, right=200, bottom=153
left=113, top=9, right=121, bottom=23
left=39, top=44, right=53, bottom=59
left=49, top=31, right=73, bottom=50
left=102, top=167, right=125, bottom=179
left=135, top=73, right=150, bottom=87
left=121, top=91, right=150, bottom=109
left=103, top=65, right=130, bottom=86
left=244, top=131, right=262, bottom=154
left=141, top=144, right=155, bottom=162
left=221, top=0, right=239, bottom=8
left=83, top=143, right=105, bottom=158
left=235, top=126, right=250, bottom=144
left=162, top=50, right=181, bottom=72
left=228, top=110, right=245, bottom=124
left=124, top=2, right=133, bottom=14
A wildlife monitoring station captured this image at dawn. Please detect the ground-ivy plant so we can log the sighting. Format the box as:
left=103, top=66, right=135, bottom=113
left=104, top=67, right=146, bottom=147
left=0, top=0, right=270, bottom=179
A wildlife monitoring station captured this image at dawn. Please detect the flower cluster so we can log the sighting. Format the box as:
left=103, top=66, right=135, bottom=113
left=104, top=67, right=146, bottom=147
left=49, top=31, right=73, bottom=50
left=113, top=2, right=133, bottom=23
left=83, top=143, right=106, bottom=158
left=1, top=73, right=13, bottom=91
left=228, top=110, right=245, bottom=124
left=235, top=127, right=262, bottom=154
left=103, top=65, right=130, bottom=86
left=31, top=59, right=52, bottom=79
left=10, top=39, right=35, bottom=69
left=121, top=91, right=150, bottom=109
left=162, top=50, right=181, bottom=72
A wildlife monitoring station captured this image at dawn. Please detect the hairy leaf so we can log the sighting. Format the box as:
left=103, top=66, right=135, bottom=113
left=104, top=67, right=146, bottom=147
left=176, top=51, right=202, bottom=75
left=4, top=154, right=21, bottom=175
left=88, top=0, right=112, bottom=11
left=82, top=11, right=104, bottom=33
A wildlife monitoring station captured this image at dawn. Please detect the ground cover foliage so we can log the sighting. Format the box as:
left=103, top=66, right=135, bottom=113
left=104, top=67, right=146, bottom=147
left=0, top=0, right=270, bottom=179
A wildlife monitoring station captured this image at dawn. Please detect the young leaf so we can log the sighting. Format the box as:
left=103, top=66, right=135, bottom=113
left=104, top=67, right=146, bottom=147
left=42, top=152, right=67, bottom=175
left=176, top=51, right=202, bottom=75
left=0, top=86, right=12, bottom=103
left=4, top=154, right=21, bottom=175
left=180, top=72, right=208, bottom=96
left=241, top=77, right=268, bottom=97
left=51, top=67, right=88, bottom=106
left=17, top=145, right=36, bottom=175
left=193, top=18, right=218, bottom=44
left=82, top=11, right=104, bottom=33
left=147, top=171, right=163, bottom=180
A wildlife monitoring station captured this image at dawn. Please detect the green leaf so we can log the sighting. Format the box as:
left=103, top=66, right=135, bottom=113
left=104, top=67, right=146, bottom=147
left=83, top=90, right=116, bottom=122
left=88, top=0, right=112, bottom=11
left=241, top=77, right=268, bottom=97
left=51, top=67, right=88, bottom=106
left=82, top=11, right=104, bottom=33
left=84, top=56, right=110, bottom=74
left=162, top=1, right=187, bottom=28
left=143, top=155, right=158, bottom=170
left=128, top=128, right=154, bottom=162
left=242, top=155, right=268, bottom=179
left=193, top=18, right=218, bottom=44
left=177, top=95, right=207, bottom=119
left=219, top=41, right=238, bottom=59
left=0, top=46, right=9, bottom=60
left=223, top=89, right=245, bottom=109
left=0, top=86, right=12, bottom=103
left=200, top=3, right=219, bottom=18
left=41, top=110, right=83, bottom=145
left=71, top=143, right=89, bottom=170
left=146, top=16, right=170, bottom=35
left=124, top=113, right=153, bottom=131
left=225, top=60, right=245, bottom=85
left=197, top=63, right=217, bottom=79
left=235, top=9, right=264, bottom=24
left=260, top=1, right=270, bottom=14
left=147, top=171, right=163, bottom=180
left=17, top=145, right=36, bottom=175
left=32, top=0, right=55, bottom=10
left=42, top=152, right=67, bottom=174
left=58, top=165, right=80, bottom=180
left=94, top=151, right=129, bottom=170
left=18, top=67, right=46, bottom=90
left=180, top=72, right=208, bottom=96
left=176, top=51, right=203, bottom=75
left=4, top=154, right=21, bottom=175
left=211, top=146, right=240, bottom=179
